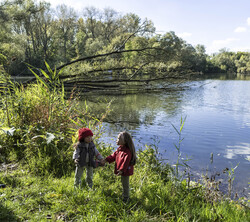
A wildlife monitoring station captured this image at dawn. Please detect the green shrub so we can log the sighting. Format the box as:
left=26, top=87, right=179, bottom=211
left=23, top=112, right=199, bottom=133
left=0, top=62, right=110, bottom=177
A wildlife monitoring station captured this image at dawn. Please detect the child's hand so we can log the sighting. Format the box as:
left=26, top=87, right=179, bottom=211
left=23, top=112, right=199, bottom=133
left=100, top=159, right=106, bottom=165
left=116, top=170, right=123, bottom=176
left=96, top=160, right=105, bottom=167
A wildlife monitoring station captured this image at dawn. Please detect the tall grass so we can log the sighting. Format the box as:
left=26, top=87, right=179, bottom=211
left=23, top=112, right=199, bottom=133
left=0, top=145, right=249, bottom=221
left=0, top=62, right=108, bottom=176
left=171, top=116, right=192, bottom=183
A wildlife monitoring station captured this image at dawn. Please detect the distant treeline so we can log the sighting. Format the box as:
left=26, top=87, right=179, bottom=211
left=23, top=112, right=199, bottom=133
left=0, top=0, right=249, bottom=78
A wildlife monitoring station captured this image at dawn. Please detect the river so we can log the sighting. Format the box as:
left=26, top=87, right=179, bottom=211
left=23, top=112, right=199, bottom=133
left=83, top=74, right=250, bottom=199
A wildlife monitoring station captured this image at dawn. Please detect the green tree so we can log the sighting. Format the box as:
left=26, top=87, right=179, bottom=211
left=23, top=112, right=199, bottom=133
left=234, top=52, right=250, bottom=74
left=0, top=0, right=54, bottom=74
left=209, top=49, right=236, bottom=73
left=53, top=4, right=77, bottom=63
left=194, top=44, right=207, bottom=72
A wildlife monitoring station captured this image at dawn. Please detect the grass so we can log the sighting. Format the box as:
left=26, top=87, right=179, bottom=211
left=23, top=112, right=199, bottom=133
left=0, top=146, right=249, bottom=222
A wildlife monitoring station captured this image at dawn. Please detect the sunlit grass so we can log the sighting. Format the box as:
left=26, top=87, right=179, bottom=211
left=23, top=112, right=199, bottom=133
left=1, top=147, right=249, bottom=221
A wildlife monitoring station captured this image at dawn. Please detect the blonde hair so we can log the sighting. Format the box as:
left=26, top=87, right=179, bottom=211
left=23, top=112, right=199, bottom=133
left=120, top=131, right=136, bottom=165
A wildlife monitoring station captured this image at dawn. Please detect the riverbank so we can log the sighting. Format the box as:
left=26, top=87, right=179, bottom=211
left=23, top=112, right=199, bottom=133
left=0, top=145, right=249, bottom=221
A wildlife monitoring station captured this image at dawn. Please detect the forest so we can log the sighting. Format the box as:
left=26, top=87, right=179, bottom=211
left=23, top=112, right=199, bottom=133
left=0, top=0, right=250, bottom=82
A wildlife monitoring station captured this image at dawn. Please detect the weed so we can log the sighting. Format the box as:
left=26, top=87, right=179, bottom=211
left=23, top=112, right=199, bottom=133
left=171, top=116, right=191, bottom=183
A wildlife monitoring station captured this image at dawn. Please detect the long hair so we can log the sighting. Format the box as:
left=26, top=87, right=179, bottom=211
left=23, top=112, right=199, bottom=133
left=121, top=131, right=136, bottom=165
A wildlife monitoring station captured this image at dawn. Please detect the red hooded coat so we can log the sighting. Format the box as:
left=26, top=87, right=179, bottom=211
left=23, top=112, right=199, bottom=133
left=105, top=145, right=134, bottom=176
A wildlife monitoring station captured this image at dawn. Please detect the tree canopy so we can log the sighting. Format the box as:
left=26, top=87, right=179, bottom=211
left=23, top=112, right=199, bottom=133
left=0, top=0, right=249, bottom=79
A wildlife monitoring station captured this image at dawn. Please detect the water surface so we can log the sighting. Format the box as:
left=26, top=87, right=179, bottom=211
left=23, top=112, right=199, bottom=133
left=85, top=74, right=250, bottom=198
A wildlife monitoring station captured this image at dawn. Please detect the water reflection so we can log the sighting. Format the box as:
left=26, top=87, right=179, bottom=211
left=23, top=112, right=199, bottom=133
left=225, top=143, right=250, bottom=160
left=85, top=90, right=186, bottom=131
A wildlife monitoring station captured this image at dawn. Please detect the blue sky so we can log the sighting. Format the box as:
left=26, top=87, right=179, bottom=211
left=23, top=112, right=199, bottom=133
left=46, top=0, right=250, bottom=54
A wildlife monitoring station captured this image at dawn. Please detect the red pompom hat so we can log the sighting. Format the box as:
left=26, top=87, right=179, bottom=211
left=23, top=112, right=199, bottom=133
left=78, top=128, right=93, bottom=141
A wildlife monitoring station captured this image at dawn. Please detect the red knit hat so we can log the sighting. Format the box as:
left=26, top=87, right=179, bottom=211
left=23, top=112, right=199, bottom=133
left=78, top=128, right=93, bottom=141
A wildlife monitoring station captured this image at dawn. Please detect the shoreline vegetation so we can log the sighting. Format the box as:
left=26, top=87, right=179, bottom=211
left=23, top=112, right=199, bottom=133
left=0, top=65, right=250, bottom=221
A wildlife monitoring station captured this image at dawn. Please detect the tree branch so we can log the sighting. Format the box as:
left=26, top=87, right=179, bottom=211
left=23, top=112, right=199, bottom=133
left=56, top=47, right=159, bottom=71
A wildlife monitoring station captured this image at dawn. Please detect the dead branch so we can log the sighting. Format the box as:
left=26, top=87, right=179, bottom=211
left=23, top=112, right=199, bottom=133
left=56, top=47, right=159, bottom=71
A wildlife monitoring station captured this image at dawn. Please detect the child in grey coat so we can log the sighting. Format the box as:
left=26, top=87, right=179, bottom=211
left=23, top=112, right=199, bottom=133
left=73, top=128, right=103, bottom=188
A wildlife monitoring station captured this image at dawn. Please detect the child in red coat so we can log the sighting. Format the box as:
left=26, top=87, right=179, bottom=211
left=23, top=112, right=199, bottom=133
left=102, top=131, right=136, bottom=202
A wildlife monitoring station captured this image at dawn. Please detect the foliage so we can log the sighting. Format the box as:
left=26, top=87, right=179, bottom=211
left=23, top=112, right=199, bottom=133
left=234, top=52, right=250, bottom=74
left=0, top=61, right=109, bottom=177
left=207, top=50, right=250, bottom=74
left=2, top=0, right=249, bottom=80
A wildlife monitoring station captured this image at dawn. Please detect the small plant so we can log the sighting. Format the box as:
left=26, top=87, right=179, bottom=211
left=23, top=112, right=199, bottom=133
left=224, top=163, right=239, bottom=198
left=204, top=151, right=241, bottom=201
left=171, top=116, right=191, bottom=182
left=201, top=170, right=223, bottom=203
left=27, top=61, right=65, bottom=122
left=0, top=55, right=18, bottom=127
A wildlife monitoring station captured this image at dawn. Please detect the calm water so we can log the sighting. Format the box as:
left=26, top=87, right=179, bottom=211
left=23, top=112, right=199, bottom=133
left=85, top=74, right=250, bottom=198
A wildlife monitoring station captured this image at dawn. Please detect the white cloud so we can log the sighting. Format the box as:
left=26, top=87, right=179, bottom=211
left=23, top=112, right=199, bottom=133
left=212, top=38, right=239, bottom=47
left=47, top=0, right=85, bottom=11
left=247, top=17, right=250, bottom=26
left=155, top=30, right=166, bottom=34
left=177, top=32, right=192, bottom=38
left=234, top=27, right=247, bottom=33
left=230, top=46, right=250, bottom=53
left=206, top=38, right=240, bottom=54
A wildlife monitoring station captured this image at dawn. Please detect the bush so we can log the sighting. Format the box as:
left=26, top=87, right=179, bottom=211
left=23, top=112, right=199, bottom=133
left=0, top=62, right=109, bottom=177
